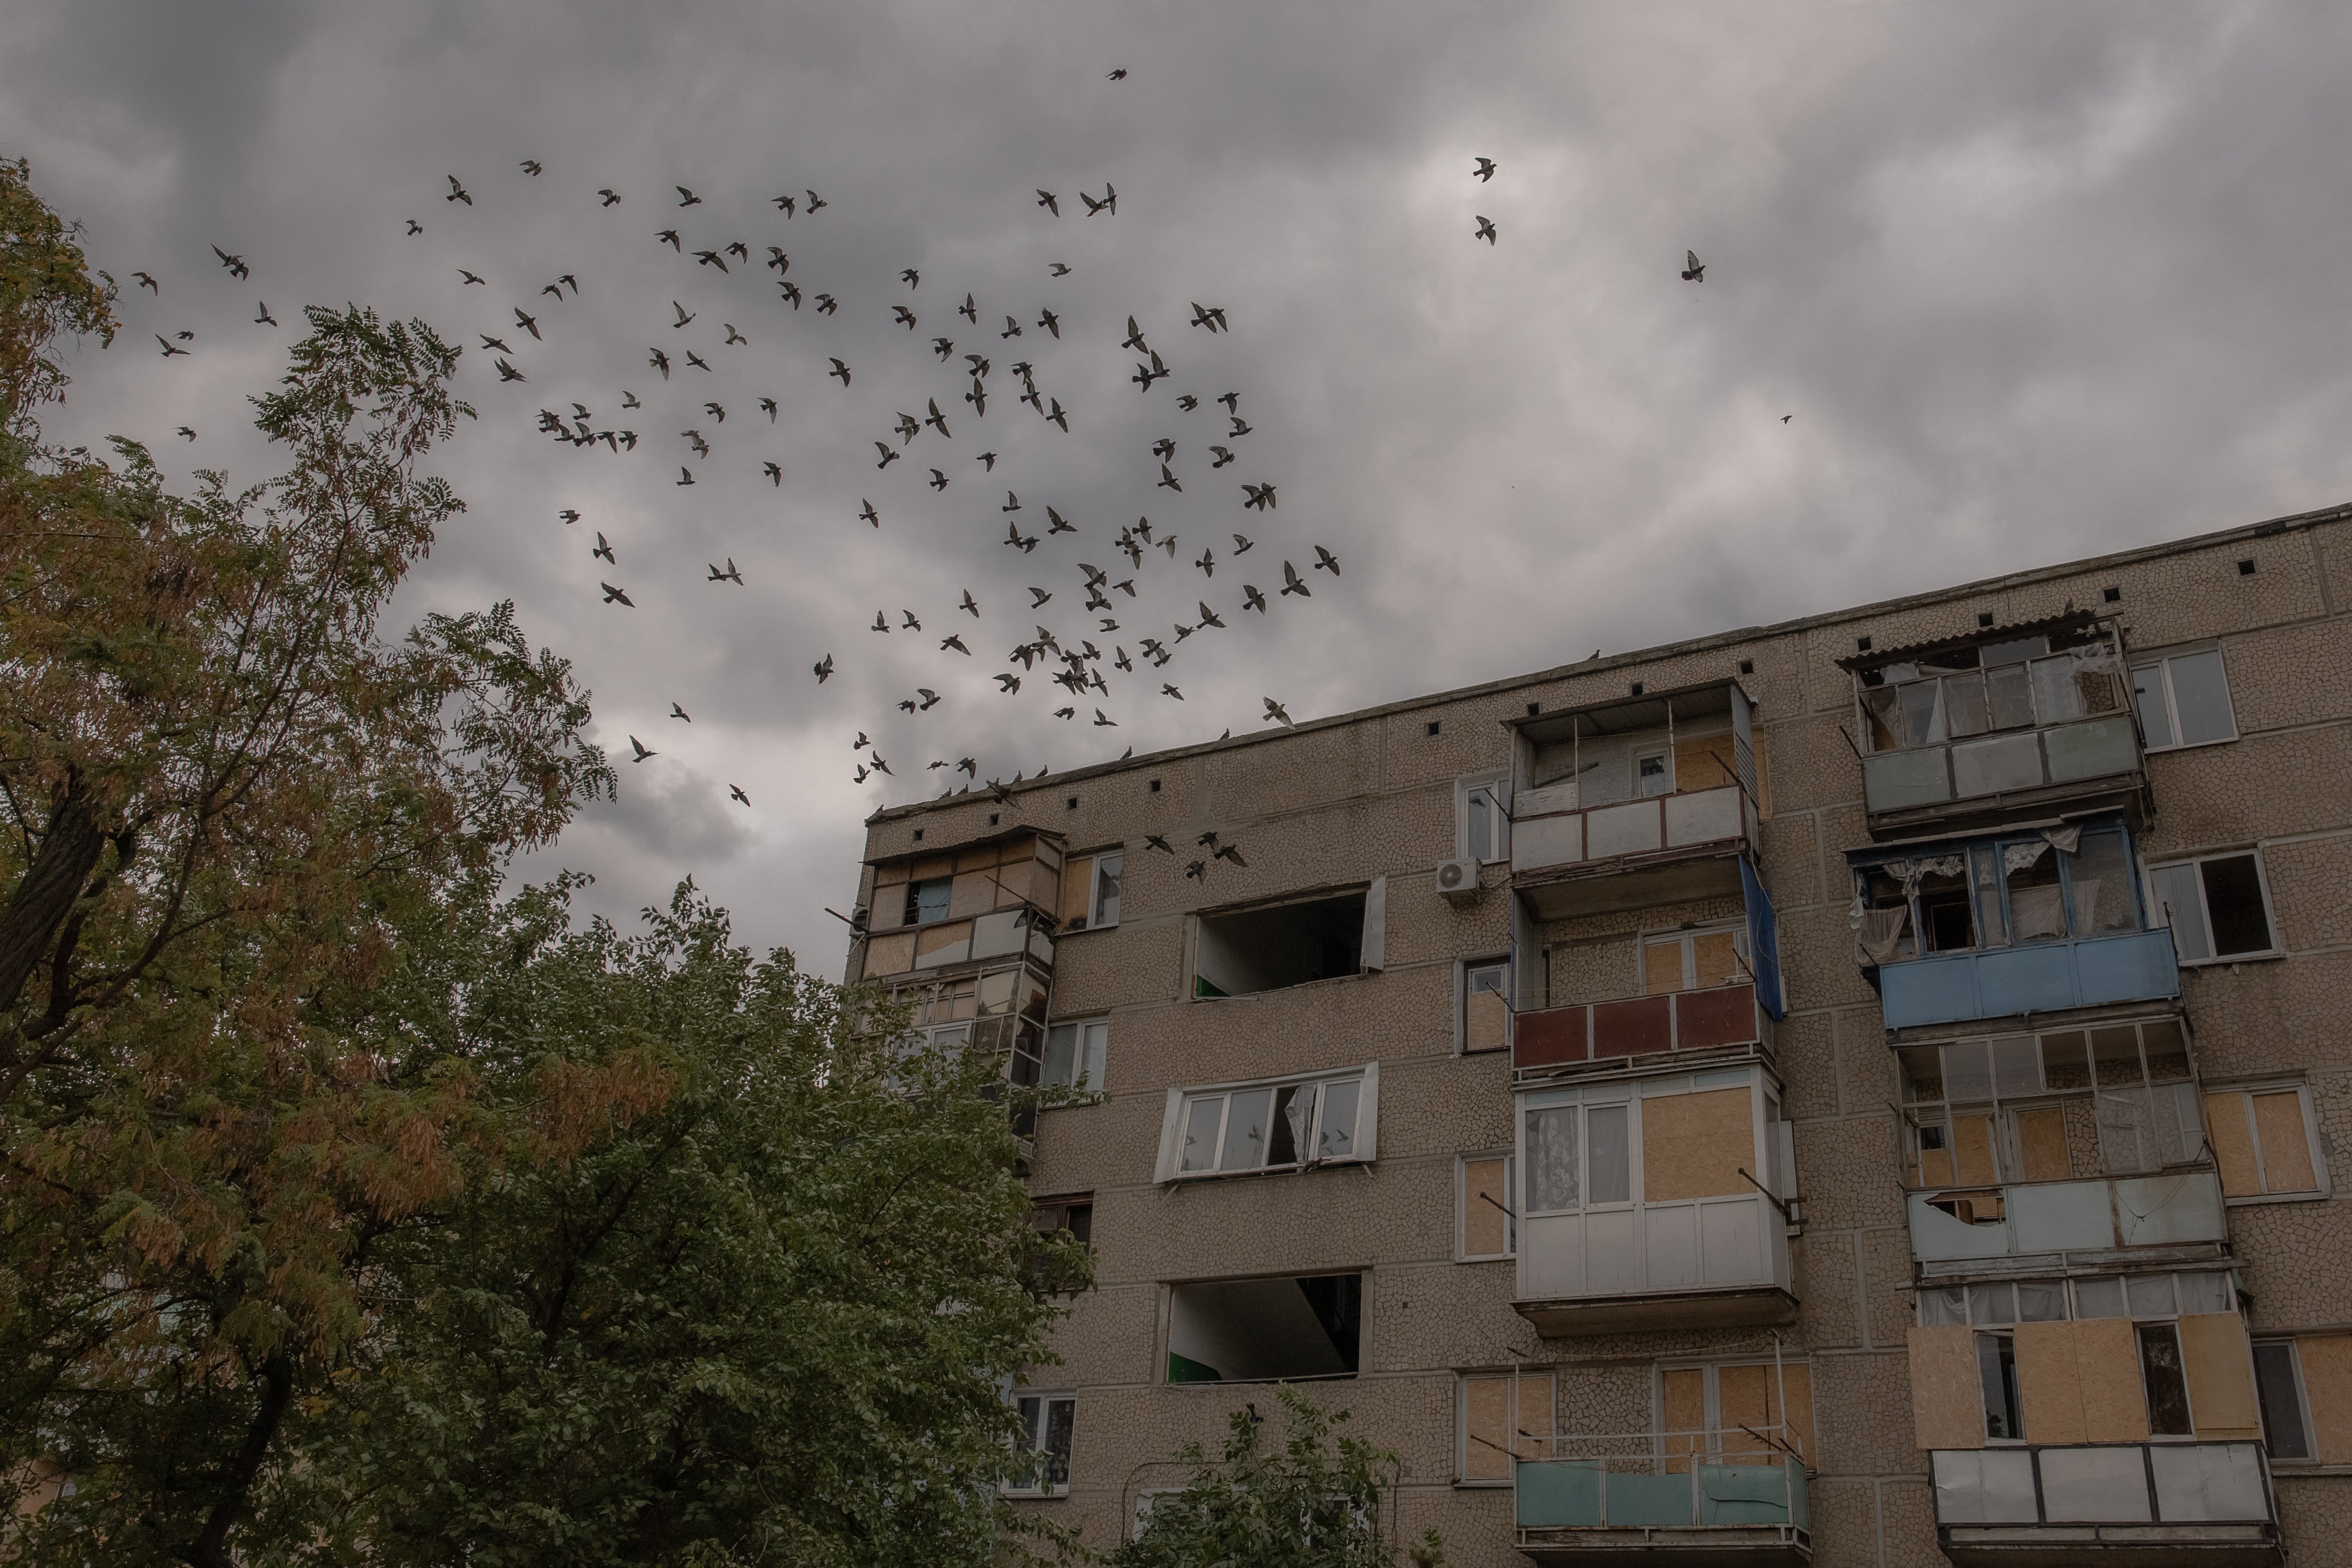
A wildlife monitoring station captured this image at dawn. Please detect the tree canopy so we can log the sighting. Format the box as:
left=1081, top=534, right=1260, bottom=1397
left=0, top=159, right=1080, bottom=1568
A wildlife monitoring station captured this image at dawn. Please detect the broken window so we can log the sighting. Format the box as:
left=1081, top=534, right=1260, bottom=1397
left=1166, top=1273, right=1362, bottom=1383
left=1897, top=1018, right=2198, bottom=1185
left=907, top=875, right=952, bottom=925
left=1852, top=818, right=2145, bottom=965
left=1193, top=886, right=1380, bottom=998
left=1461, top=1370, right=1553, bottom=1483
left=1043, top=1018, right=1109, bottom=1093
left=1978, top=1332, right=2023, bottom=1440
left=2137, top=1322, right=2194, bottom=1436
left=1462, top=960, right=1509, bottom=1053
left=1165, top=1069, right=1373, bottom=1179
left=1005, top=1391, right=1076, bottom=1495
left=1060, top=849, right=1123, bottom=931
left=2253, top=1341, right=2314, bottom=1461
left=1854, top=628, right=2126, bottom=754
left=2149, top=852, right=2277, bottom=961
left=1919, top=1271, right=2235, bottom=1328
left=1635, top=749, right=1671, bottom=798
left=1459, top=774, right=1510, bottom=863
left=1640, top=925, right=1746, bottom=995
left=1459, top=1153, right=1516, bottom=1260
left=2204, top=1085, right=2324, bottom=1197
left=2132, top=648, right=2236, bottom=750
left=1025, top=1197, right=1093, bottom=1293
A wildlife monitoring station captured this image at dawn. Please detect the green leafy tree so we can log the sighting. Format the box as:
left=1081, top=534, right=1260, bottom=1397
left=1108, top=1389, right=1443, bottom=1568
left=266, top=876, right=1088, bottom=1567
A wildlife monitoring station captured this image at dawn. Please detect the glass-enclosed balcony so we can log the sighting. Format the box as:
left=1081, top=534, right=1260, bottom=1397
left=859, top=830, right=1065, bottom=982
left=1516, top=1431, right=1809, bottom=1564
left=1509, top=682, right=1764, bottom=918
left=1514, top=1063, right=1798, bottom=1334
left=1896, top=1020, right=2226, bottom=1264
left=1852, top=817, right=2178, bottom=1030
left=1845, top=616, right=2143, bottom=832
left=1931, top=1443, right=2279, bottom=1564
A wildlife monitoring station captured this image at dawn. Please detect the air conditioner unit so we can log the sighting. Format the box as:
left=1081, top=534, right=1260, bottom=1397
left=1435, top=857, right=1482, bottom=902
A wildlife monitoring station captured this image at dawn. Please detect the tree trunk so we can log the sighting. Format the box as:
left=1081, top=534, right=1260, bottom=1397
left=0, top=774, right=106, bottom=1016
left=184, top=1351, right=293, bottom=1568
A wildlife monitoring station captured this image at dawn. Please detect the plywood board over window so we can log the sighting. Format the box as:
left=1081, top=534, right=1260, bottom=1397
left=2180, top=1313, right=2262, bottom=1440
left=2301, top=1335, right=2352, bottom=1465
left=2015, top=1319, right=2149, bottom=1445
left=1463, top=1372, right=1553, bottom=1483
left=1910, top=1324, right=1988, bottom=1450
left=1641, top=1086, right=1753, bottom=1203
left=1718, top=1361, right=1814, bottom=1466
left=1673, top=732, right=1769, bottom=813
left=2206, top=1088, right=2322, bottom=1197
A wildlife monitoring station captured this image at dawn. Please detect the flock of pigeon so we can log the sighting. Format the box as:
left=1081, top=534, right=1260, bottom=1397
left=103, top=109, right=1715, bottom=831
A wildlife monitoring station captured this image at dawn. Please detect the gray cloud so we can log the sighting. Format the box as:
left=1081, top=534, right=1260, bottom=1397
left=8, top=0, right=2351, bottom=968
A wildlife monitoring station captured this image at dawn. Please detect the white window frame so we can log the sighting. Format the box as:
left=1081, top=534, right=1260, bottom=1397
left=2208, top=1079, right=2331, bottom=1203
left=1458, top=957, right=1510, bottom=1055
left=1003, top=1389, right=1076, bottom=1497
left=2146, top=848, right=2281, bottom=964
left=1457, top=1151, right=1518, bottom=1261
left=1456, top=771, right=1512, bottom=863
left=1634, top=746, right=1672, bottom=798
left=1638, top=921, right=1751, bottom=994
left=1043, top=1018, right=1110, bottom=1095
left=2132, top=646, right=2239, bottom=752
left=1457, top=1368, right=1553, bottom=1485
left=1089, top=851, right=1123, bottom=928
left=1154, top=1064, right=1380, bottom=1183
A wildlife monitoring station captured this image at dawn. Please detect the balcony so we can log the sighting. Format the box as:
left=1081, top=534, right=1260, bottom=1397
left=1516, top=1439, right=1808, bottom=1565
left=1877, top=929, right=2179, bottom=1030
left=1514, top=981, right=1772, bottom=1078
left=1508, top=681, right=1764, bottom=920
left=1932, top=1443, right=2279, bottom=1565
left=1907, top=1174, right=2226, bottom=1265
left=1862, top=714, right=2141, bottom=822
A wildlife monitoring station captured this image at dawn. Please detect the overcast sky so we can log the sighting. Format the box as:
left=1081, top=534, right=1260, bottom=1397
left=9, top=2, right=2351, bottom=969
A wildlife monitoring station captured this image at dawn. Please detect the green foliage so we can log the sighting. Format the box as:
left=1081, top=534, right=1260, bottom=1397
left=1106, top=1389, right=1441, bottom=1568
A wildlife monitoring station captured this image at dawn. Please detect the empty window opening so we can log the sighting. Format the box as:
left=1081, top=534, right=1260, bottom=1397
left=1194, top=890, right=1370, bottom=998
left=1978, top=612, right=1996, bottom=628
left=2253, top=1342, right=2313, bottom=1461
left=1043, top=1019, right=1109, bottom=1093
left=1856, top=636, right=1873, bottom=652
left=2149, top=852, right=2273, bottom=960
left=2133, top=649, right=2236, bottom=750
left=2237, top=558, right=2257, bottom=575
left=1978, top=1332, right=2023, bottom=1440
left=1854, top=625, right=2124, bottom=752
left=905, top=875, right=952, bottom=925
left=1148, top=778, right=1162, bottom=792
left=988, top=812, right=1000, bottom=826
left=1527, top=701, right=1542, bottom=716
left=1427, top=719, right=1442, bottom=736
left=912, top=828, right=925, bottom=842
left=2103, top=585, right=2122, bottom=603
left=1025, top=1199, right=1093, bottom=1293
left=1853, top=819, right=2143, bottom=963
left=1738, top=659, right=1754, bottom=676
left=1066, top=796, right=1079, bottom=810
left=1898, top=1017, right=2197, bottom=1186
left=1629, top=681, right=1645, bottom=696
left=1167, top=1273, right=1362, bottom=1383
left=2138, top=1322, right=2194, bottom=1435
left=1006, top=1392, right=1075, bottom=1495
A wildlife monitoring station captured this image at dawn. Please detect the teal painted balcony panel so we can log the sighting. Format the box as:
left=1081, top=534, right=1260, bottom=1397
left=1516, top=1457, right=1807, bottom=1532
left=1878, top=928, right=2179, bottom=1028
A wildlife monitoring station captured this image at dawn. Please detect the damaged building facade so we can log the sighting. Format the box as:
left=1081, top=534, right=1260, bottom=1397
left=839, top=502, right=2352, bottom=1566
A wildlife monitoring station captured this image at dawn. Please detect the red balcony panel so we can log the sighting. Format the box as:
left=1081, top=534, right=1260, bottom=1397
left=1514, top=1006, right=1591, bottom=1070
left=1676, top=983, right=1760, bottom=1050
left=1591, top=995, right=1674, bottom=1058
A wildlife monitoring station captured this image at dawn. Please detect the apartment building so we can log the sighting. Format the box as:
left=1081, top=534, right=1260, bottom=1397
left=840, top=500, right=2352, bottom=1566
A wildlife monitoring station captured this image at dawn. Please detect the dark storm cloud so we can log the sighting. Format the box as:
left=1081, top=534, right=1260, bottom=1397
left=8, top=0, right=2351, bottom=967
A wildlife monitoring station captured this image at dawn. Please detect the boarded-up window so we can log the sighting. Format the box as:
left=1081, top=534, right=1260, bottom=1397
left=1663, top=1361, right=1812, bottom=1469
left=1461, top=1154, right=1515, bottom=1259
left=1060, top=854, right=1094, bottom=925
left=1672, top=732, right=1769, bottom=812
left=2206, top=1087, right=2322, bottom=1197
left=2016, top=1319, right=2149, bottom=1445
left=1641, top=928, right=1745, bottom=996
left=862, top=930, right=917, bottom=979
left=2179, top=1312, right=2262, bottom=1440
left=1462, top=1372, right=1552, bottom=1483
left=1641, top=1086, right=1754, bottom=1203
left=1909, top=1324, right=1988, bottom=1450
left=1464, top=962, right=1508, bottom=1053
left=2297, top=1334, right=2352, bottom=1465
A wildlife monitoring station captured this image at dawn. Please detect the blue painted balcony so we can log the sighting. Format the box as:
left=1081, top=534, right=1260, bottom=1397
left=1517, top=1440, right=1809, bottom=1564
left=1932, top=1442, right=2279, bottom=1565
left=1877, top=928, right=2180, bottom=1030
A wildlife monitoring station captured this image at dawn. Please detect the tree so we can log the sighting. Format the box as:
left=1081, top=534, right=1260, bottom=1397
left=1107, top=1389, right=1443, bottom=1568
left=0, top=158, right=619, bottom=1563
left=267, top=877, right=1087, bottom=1567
